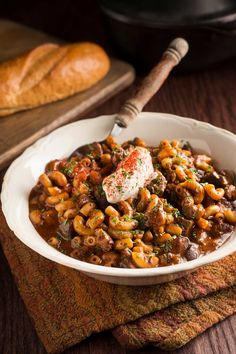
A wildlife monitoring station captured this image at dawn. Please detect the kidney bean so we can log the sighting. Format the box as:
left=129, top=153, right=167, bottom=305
left=185, top=244, right=200, bottom=261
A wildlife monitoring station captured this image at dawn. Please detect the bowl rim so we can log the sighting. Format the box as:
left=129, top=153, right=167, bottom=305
left=1, top=112, right=236, bottom=278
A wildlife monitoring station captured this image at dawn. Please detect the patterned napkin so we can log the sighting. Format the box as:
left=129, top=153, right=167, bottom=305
left=0, top=208, right=235, bottom=353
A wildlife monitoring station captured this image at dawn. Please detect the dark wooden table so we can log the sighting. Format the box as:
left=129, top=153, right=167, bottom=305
left=0, top=1, right=236, bottom=354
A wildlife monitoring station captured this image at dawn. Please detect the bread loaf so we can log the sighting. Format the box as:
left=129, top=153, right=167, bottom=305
left=0, top=42, right=110, bottom=116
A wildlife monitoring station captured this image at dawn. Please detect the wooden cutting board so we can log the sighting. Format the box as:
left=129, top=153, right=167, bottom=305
left=0, top=20, right=135, bottom=169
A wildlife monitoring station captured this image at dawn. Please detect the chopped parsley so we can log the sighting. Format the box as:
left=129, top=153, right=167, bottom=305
left=61, top=160, right=78, bottom=177
left=86, top=153, right=94, bottom=159
left=153, top=249, right=160, bottom=256
left=172, top=209, right=181, bottom=218
left=56, top=231, right=65, bottom=241
left=206, top=165, right=213, bottom=173
left=84, top=181, right=92, bottom=192
left=116, top=185, right=123, bottom=193
left=97, top=184, right=105, bottom=197
left=131, top=230, right=144, bottom=236
left=160, top=240, right=173, bottom=253
left=123, top=215, right=132, bottom=221
left=189, top=167, right=197, bottom=174
left=134, top=213, right=146, bottom=229
left=122, top=170, right=130, bottom=178
left=137, top=158, right=143, bottom=165
left=111, top=216, right=118, bottom=224
left=162, top=253, right=171, bottom=263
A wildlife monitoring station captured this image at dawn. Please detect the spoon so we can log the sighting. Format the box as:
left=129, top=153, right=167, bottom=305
left=70, top=37, right=189, bottom=157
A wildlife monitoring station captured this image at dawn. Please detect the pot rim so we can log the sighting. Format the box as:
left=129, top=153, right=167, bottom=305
left=101, top=4, right=236, bottom=30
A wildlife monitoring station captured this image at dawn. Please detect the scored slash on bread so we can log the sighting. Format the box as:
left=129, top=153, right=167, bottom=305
left=0, top=42, right=110, bottom=116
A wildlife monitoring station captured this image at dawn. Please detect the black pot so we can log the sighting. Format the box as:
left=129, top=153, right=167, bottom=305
left=99, top=0, right=236, bottom=71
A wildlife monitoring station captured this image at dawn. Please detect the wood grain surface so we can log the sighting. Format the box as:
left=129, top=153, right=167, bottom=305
left=0, top=20, right=134, bottom=169
left=0, top=1, right=236, bottom=354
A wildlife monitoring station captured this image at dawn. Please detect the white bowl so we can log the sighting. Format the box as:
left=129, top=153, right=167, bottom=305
left=1, top=113, right=236, bottom=285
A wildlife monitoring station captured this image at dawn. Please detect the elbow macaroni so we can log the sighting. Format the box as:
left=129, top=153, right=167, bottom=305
left=29, top=137, right=236, bottom=268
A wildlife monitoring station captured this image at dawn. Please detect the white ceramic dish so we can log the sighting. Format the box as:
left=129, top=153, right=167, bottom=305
left=1, top=112, right=236, bottom=285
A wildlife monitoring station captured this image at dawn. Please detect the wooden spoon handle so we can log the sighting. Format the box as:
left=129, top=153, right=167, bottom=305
left=115, top=38, right=189, bottom=128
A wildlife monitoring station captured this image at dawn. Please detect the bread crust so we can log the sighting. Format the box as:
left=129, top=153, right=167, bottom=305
left=0, top=42, right=110, bottom=116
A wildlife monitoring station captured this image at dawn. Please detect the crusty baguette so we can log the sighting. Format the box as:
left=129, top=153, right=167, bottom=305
left=0, top=42, right=110, bottom=116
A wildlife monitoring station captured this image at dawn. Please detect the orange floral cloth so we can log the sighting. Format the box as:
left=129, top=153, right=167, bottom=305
left=0, top=209, right=235, bottom=353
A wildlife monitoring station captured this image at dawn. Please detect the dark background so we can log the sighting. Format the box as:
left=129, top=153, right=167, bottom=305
left=0, top=1, right=108, bottom=48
